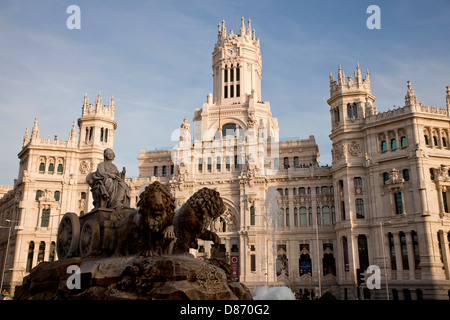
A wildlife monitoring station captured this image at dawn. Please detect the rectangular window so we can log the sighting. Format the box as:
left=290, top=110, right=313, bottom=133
left=236, top=84, right=240, bottom=97
left=251, top=255, right=256, bottom=272
left=250, top=206, right=255, bottom=226
left=198, top=158, right=203, bottom=172
left=294, top=208, right=298, bottom=226
left=207, top=158, right=212, bottom=171
left=230, top=85, right=234, bottom=98
left=284, top=157, right=289, bottom=169
left=443, top=192, right=449, bottom=213
left=412, top=231, right=420, bottom=269
left=41, top=209, right=50, bottom=227
left=389, top=233, right=397, bottom=270
left=224, top=86, right=228, bottom=98
left=356, top=199, right=365, bottom=219
left=294, top=157, right=299, bottom=168
left=217, top=157, right=221, bottom=170
left=299, top=207, right=307, bottom=226
left=224, top=69, right=228, bottom=82
left=394, top=193, right=403, bottom=214
left=226, top=156, right=231, bottom=170
left=400, top=232, right=409, bottom=270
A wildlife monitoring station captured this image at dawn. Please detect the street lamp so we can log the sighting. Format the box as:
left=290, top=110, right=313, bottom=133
left=380, top=220, right=391, bottom=300
left=0, top=219, right=19, bottom=293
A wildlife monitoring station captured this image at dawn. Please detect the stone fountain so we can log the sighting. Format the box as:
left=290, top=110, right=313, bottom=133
left=14, top=149, right=251, bottom=300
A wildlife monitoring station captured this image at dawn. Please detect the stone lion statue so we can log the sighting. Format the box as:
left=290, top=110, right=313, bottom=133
left=173, top=187, right=225, bottom=255
left=115, top=181, right=176, bottom=257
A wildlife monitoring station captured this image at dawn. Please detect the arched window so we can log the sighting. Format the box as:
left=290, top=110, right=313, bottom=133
left=317, top=207, right=321, bottom=226
left=104, top=129, right=108, bottom=142
left=284, top=188, right=289, bottom=196
left=381, top=141, right=387, bottom=151
left=388, top=233, right=397, bottom=270
left=285, top=208, right=290, bottom=227
left=216, top=157, right=221, bottom=170
left=49, top=242, right=56, bottom=262
left=341, top=201, right=346, bottom=221
left=412, top=231, right=420, bottom=269
left=299, top=207, right=307, bottom=226
left=403, top=169, right=410, bottom=181
left=26, top=242, right=35, bottom=272
left=100, top=127, right=104, bottom=142
left=224, top=66, right=228, bottom=83
left=293, top=188, right=297, bottom=196
left=278, top=208, right=284, bottom=227
left=57, top=163, right=63, bottom=174
left=230, top=64, right=234, bottom=82
left=383, top=172, right=389, bottom=184
left=391, top=138, right=397, bottom=149
left=162, top=165, right=167, bottom=176
left=347, top=103, right=352, bottom=119
left=308, top=207, right=312, bottom=226
left=321, top=186, right=329, bottom=194
left=352, top=102, right=358, bottom=119
left=48, top=163, right=54, bottom=173
left=207, top=158, right=212, bottom=171
left=322, top=206, right=330, bottom=225
left=335, top=107, right=340, bottom=123
left=250, top=206, right=255, bottom=226
left=354, top=177, right=362, bottom=186
left=39, top=162, right=45, bottom=172
left=401, top=136, right=407, bottom=147
left=37, top=241, right=45, bottom=263
left=54, top=191, right=60, bottom=201
left=399, top=232, right=409, bottom=270
left=342, top=236, right=349, bottom=271
left=236, top=64, right=240, bottom=81
left=41, top=209, right=50, bottom=227
left=358, top=234, right=370, bottom=270
left=424, top=135, right=429, bottom=145
left=433, top=135, right=438, bottom=146
left=356, top=199, right=364, bottom=219
left=294, top=156, right=299, bottom=168
left=443, top=137, right=447, bottom=148
left=284, top=157, right=289, bottom=169
left=316, top=187, right=320, bottom=194
left=299, top=187, right=306, bottom=195
left=277, top=188, right=283, bottom=196
left=323, top=253, right=336, bottom=276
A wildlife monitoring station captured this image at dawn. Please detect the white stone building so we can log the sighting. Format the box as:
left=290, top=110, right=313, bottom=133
left=1, top=18, right=450, bottom=300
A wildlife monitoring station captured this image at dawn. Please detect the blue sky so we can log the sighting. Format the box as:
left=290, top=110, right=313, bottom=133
left=0, top=0, right=449, bottom=185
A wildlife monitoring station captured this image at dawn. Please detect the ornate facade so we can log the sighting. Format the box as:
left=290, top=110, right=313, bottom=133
left=1, top=18, right=450, bottom=300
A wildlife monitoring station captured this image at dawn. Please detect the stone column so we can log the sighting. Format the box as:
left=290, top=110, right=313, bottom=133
left=393, top=233, right=403, bottom=280
left=406, top=232, right=416, bottom=280
left=439, top=230, right=450, bottom=279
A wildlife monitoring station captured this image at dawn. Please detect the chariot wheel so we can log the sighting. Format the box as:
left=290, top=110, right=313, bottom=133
left=79, top=219, right=101, bottom=258
left=56, top=212, right=80, bottom=259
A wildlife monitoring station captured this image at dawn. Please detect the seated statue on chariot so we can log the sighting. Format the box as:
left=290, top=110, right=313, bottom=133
left=86, top=148, right=131, bottom=210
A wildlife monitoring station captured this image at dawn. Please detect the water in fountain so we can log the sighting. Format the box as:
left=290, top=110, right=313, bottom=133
left=262, top=186, right=279, bottom=286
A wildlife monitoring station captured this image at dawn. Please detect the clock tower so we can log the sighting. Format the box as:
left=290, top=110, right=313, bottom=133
left=212, top=17, right=262, bottom=106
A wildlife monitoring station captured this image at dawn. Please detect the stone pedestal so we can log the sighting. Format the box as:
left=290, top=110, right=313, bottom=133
left=14, top=255, right=252, bottom=300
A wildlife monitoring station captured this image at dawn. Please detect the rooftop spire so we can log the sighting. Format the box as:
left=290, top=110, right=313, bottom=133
left=405, top=80, right=418, bottom=106
left=240, top=16, right=245, bottom=36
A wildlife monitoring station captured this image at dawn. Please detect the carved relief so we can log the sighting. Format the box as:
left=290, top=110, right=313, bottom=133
left=79, top=160, right=92, bottom=174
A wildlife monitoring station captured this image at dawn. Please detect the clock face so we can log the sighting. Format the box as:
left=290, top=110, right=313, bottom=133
left=226, top=47, right=237, bottom=57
